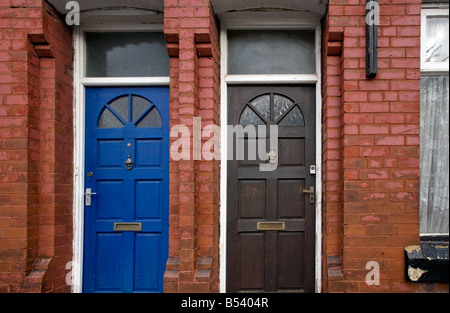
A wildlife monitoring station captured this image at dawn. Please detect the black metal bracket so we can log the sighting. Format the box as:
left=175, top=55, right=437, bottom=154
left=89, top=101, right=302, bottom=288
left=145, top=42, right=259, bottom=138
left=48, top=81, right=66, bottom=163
left=405, top=240, right=449, bottom=283
left=366, top=0, right=378, bottom=78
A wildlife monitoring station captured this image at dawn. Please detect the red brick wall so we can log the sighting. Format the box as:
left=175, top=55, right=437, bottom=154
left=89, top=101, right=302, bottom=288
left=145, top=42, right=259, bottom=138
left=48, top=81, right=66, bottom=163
left=1, top=0, right=447, bottom=294
left=0, top=0, right=73, bottom=292
left=163, top=0, right=221, bottom=293
left=322, top=10, right=345, bottom=291
left=322, top=0, right=448, bottom=293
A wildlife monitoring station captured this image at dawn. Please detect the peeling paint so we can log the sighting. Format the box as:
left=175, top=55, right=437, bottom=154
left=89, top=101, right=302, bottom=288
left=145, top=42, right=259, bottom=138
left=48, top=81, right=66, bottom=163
left=405, top=245, right=420, bottom=254
left=407, top=266, right=428, bottom=281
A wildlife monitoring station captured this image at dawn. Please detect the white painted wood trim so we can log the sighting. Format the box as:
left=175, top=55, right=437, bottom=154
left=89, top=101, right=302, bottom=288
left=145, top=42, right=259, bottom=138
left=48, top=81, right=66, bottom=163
left=314, top=22, right=323, bottom=294
left=81, top=77, right=170, bottom=86
left=219, top=22, right=228, bottom=294
left=219, top=11, right=321, bottom=30
left=80, top=22, right=164, bottom=32
left=219, top=20, right=323, bottom=293
left=72, top=25, right=84, bottom=294
left=225, top=74, right=318, bottom=85
left=420, top=7, right=449, bottom=72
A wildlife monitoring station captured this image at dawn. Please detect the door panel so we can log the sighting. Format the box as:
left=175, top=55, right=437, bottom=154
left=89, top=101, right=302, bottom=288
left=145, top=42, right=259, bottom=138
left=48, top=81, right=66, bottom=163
left=278, top=138, right=304, bottom=166
left=97, top=140, right=123, bottom=167
left=239, top=180, right=266, bottom=218
left=83, top=87, right=169, bottom=293
left=239, top=233, right=265, bottom=290
left=136, top=180, right=161, bottom=219
left=136, top=140, right=162, bottom=167
left=135, top=233, right=161, bottom=291
left=227, top=85, right=315, bottom=293
left=278, top=232, right=304, bottom=289
left=95, top=233, right=123, bottom=291
left=278, top=179, right=305, bottom=219
left=96, top=180, right=123, bottom=219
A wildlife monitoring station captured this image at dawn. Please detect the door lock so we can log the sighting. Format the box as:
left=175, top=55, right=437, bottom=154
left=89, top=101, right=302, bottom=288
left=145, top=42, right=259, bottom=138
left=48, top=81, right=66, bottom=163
left=302, top=186, right=315, bottom=204
left=85, top=188, right=97, bottom=206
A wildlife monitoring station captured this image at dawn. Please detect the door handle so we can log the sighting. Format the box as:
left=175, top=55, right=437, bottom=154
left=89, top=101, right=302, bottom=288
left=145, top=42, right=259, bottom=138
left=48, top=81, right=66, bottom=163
left=85, top=188, right=97, bottom=207
left=302, top=186, right=315, bottom=204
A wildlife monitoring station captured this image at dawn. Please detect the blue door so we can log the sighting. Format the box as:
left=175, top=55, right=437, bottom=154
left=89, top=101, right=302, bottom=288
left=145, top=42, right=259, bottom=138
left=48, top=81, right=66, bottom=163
left=83, top=87, right=169, bottom=293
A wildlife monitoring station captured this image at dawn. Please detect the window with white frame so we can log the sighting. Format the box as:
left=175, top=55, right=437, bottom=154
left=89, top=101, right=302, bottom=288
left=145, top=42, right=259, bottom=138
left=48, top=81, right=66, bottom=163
left=85, top=32, right=169, bottom=78
left=420, top=5, right=449, bottom=235
left=227, top=30, right=316, bottom=75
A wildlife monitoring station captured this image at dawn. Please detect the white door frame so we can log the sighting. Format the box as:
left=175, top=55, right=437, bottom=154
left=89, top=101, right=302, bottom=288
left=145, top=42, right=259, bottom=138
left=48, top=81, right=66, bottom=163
left=218, top=12, right=323, bottom=293
left=71, top=22, right=169, bottom=293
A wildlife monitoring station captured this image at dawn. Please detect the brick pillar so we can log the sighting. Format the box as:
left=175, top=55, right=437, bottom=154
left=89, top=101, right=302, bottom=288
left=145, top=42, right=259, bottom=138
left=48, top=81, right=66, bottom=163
left=322, top=12, right=345, bottom=292
left=163, top=0, right=220, bottom=293
left=323, top=0, right=422, bottom=292
left=0, top=1, right=73, bottom=293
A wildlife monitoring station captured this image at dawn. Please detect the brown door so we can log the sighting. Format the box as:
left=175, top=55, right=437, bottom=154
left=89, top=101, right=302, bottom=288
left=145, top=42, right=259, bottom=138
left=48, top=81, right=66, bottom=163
left=227, top=85, right=316, bottom=293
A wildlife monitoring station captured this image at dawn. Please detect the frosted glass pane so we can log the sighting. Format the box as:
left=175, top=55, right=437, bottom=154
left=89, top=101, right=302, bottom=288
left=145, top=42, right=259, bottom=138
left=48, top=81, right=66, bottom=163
left=86, top=32, right=170, bottom=77
left=109, top=96, right=129, bottom=122
left=132, top=96, right=152, bottom=123
left=136, top=108, right=162, bottom=128
left=274, top=94, right=294, bottom=121
left=240, top=106, right=265, bottom=126
left=425, top=17, right=449, bottom=64
left=99, top=109, right=124, bottom=128
left=228, top=30, right=316, bottom=75
left=278, top=106, right=305, bottom=127
left=250, top=95, right=270, bottom=121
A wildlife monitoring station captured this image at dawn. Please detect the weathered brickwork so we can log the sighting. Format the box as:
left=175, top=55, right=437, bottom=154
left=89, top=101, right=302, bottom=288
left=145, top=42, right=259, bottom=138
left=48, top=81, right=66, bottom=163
left=163, top=0, right=221, bottom=293
left=321, top=0, right=448, bottom=293
left=0, top=0, right=73, bottom=292
left=0, top=0, right=447, bottom=293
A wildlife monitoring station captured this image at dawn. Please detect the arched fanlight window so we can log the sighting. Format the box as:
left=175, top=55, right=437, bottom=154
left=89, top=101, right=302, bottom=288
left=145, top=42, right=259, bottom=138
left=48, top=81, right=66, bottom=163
left=239, top=93, right=305, bottom=127
left=98, top=94, right=162, bottom=128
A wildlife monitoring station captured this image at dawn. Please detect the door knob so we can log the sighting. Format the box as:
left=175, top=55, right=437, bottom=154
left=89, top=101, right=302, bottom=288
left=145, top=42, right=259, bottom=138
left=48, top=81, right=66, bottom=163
left=302, top=186, right=315, bottom=204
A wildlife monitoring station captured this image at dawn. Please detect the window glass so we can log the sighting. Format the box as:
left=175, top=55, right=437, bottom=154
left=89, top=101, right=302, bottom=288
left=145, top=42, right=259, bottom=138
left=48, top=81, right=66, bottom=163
left=240, top=106, right=265, bottom=127
left=274, top=94, right=295, bottom=121
left=279, top=106, right=304, bottom=127
left=420, top=75, right=449, bottom=234
left=86, top=32, right=170, bottom=77
left=136, top=108, right=162, bottom=128
left=98, top=94, right=162, bottom=129
left=425, top=17, right=449, bottom=64
left=239, top=94, right=305, bottom=127
left=250, top=95, right=271, bottom=122
left=109, top=96, right=129, bottom=122
left=228, top=30, right=316, bottom=75
left=98, top=108, right=124, bottom=128
left=420, top=9, right=450, bottom=235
